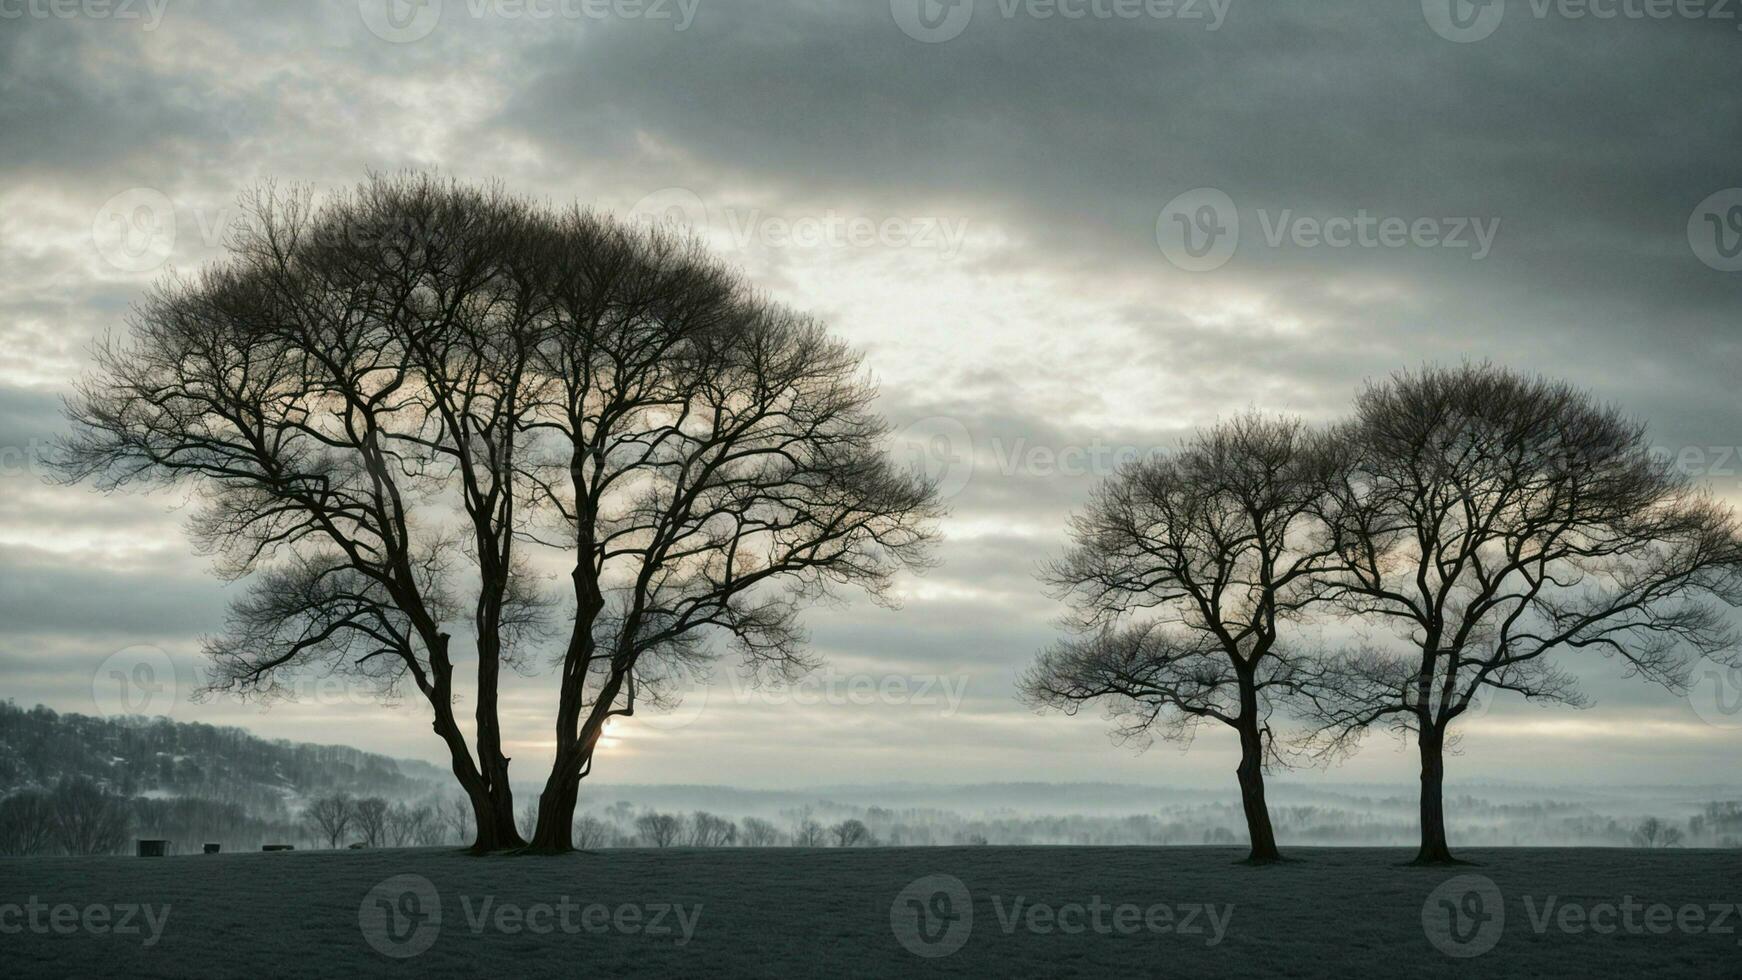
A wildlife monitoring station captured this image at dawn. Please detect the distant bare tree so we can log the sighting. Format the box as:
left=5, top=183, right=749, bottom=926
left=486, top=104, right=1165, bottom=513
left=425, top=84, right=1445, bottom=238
left=1631, top=817, right=1686, bottom=848
left=686, top=811, right=737, bottom=847
left=305, top=794, right=355, bottom=849
left=353, top=797, right=390, bottom=847
left=386, top=802, right=432, bottom=847
left=634, top=811, right=682, bottom=848
left=440, top=795, right=472, bottom=845
left=830, top=818, right=872, bottom=847
left=51, top=777, right=130, bottom=856
left=0, top=790, right=56, bottom=857
left=789, top=806, right=826, bottom=847
left=740, top=817, right=781, bottom=846
left=573, top=814, right=612, bottom=850
left=1021, top=415, right=1340, bottom=864
left=1307, top=365, right=1742, bottom=864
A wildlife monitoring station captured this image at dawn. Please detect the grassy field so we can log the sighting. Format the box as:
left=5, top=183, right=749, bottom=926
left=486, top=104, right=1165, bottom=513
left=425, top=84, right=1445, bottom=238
left=1, top=846, right=1738, bottom=978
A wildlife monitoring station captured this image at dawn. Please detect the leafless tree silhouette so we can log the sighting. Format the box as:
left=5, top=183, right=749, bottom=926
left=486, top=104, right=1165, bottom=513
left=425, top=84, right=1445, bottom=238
left=59, top=176, right=551, bottom=851
left=516, top=214, right=940, bottom=851
left=59, top=172, right=940, bottom=855
left=304, top=794, right=354, bottom=850
left=1021, top=415, right=1341, bottom=864
left=1305, top=364, right=1742, bottom=865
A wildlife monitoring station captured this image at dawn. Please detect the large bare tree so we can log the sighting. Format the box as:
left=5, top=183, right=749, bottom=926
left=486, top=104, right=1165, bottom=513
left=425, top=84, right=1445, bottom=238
left=60, top=175, right=550, bottom=852
left=1021, top=415, right=1340, bottom=864
left=516, top=211, right=941, bottom=851
left=1308, top=364, right=1742, bottom=864
left=60, top=173, right=940, bottom=854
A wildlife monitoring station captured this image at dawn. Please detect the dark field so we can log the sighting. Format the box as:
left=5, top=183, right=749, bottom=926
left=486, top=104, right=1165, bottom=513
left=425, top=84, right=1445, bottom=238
left=2, top=847, right=1738, bottom=978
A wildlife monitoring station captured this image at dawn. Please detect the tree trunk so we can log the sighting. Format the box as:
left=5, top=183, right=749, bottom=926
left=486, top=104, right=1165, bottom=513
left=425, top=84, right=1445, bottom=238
left=1413, top=725, right=1457, bottom=865
left=1234, top=711, right=1282, bottom=864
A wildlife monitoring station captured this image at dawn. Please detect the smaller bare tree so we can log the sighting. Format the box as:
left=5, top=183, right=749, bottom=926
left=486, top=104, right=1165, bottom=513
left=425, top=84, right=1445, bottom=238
left=353, top=797, right=390, bottom=847
left=305, top=794, right=355, bottom=849
left=1631, top=817, right=1686, bottom=848
left=635, top=811, right=682, bottom=847
left=830, top=819, right=872, bottom=847
left=740, top=817, right=782, bottom=846
left=0, top=790, right=57, bottom=857
left=574, top=815, right=612, bottom=850
left=52, top=778, right=131, bottom=856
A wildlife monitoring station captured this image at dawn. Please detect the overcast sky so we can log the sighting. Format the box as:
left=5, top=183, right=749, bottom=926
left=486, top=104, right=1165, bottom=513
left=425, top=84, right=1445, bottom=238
left=3, top=0, right=1740, bottom=791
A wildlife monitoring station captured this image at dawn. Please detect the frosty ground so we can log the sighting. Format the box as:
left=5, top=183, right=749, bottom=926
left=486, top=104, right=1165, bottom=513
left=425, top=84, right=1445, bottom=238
left=1, top=847, right=1737, bottom=978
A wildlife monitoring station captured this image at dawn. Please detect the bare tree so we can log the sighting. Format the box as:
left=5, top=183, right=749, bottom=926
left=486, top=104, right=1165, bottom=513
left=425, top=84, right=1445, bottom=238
left=50, top=778, right=130, bottom=856
left=386, top=802, right=436, bottom=847
left=739, top=816, right=782, bottom=846
left=353, top=797, right=390, bottom=847
left=440, top=795, right=472, bottom=846
left=830, top=818, right=872, bottom=847
left=60, top=173, right=939, bottom=856
left=788, top=806, right=826, bottom=846
left=0, top=790, right=57, bottom=857
left=686, top=811, right=737, bottom=847
left=634, top=810, right=682, bottom=847
left=1630, top=816, right=1686, bottom=848
left=573, top=814, right=612, bottom=850
left=58, top=175, right=554, bottom=852
left=305, top=794, right=355, bottom=849
left=1308, top=365, right=1742, bottom=864
left=1021, top=415, right=1339, bottom=864
left=516, top=214, right=941, bottom=852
